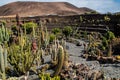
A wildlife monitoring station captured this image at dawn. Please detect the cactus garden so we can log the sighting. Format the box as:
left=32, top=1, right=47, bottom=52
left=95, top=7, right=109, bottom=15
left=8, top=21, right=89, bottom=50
left=0, top=14, right=119, bottom=80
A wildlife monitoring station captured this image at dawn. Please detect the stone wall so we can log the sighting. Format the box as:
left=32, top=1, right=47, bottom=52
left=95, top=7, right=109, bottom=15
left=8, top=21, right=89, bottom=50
left=0, top=14, right=120, bottom=36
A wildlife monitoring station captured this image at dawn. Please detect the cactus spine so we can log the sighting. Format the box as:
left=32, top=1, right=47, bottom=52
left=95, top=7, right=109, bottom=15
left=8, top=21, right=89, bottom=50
left=53, top=45, right=64, bottom=76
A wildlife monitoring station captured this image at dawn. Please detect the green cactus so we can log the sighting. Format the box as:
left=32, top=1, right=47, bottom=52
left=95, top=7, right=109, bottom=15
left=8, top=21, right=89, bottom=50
left=3, top=48, right=7, bottom=68
left=0, top=24, right=9, bottom=45
left=53, top=45, right=64, bottom=76
left=51, top=38, right=58, bottom=65
left=8, top=43, right=36, bottom=76
left=37, top=23, right=49, bottom=48
left=0, top=45, right=7, bottom=80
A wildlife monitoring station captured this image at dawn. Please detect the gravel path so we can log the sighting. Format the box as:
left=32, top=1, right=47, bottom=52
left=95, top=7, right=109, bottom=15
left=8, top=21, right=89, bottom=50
left=28, top=40, right=120, bottom=80
left=66, top=40, right=120, bottom=79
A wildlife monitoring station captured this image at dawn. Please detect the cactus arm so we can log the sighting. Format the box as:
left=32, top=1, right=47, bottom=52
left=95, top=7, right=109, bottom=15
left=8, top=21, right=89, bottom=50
left=3, top=48, right=7, bottom=68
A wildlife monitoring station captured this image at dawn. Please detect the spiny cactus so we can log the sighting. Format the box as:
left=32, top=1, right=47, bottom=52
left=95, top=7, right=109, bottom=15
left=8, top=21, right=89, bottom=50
left=37, top=22, right=49, bottom=49
left=0, top=24, right=9, bottom=45
left=8, top=43, right=36, bottom=76
left=0, top=45, right=7, bottom=80
left=53, top=45, right=64, bottom=76
left=51, top=38, right=58, bottom=65
left=35, top=49, right=44, bottom=67
left=3, top=48, right=7, bottom=68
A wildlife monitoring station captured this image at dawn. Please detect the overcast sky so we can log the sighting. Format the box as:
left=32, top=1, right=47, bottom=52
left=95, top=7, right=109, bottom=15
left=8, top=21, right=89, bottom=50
left=0, top=0, right=120, bottom=13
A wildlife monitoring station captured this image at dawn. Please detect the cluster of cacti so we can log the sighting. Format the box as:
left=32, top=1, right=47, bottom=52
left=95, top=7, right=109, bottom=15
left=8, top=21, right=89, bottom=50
left=7, top=43, right=35, bottom=76
left=85, top=34, right=102, bottom=56
left=60, top=39, right=69, bottom=68
left=51, top=38, right=58, bottom=63
left=0, top=45, right=8, bottom=80
left=0, top=24, right=9, bottom=45
left=85, top=30, right=116, bottom=58
left=49, top=39, right=69, bottom=76
left=36, top=22, right=49, bottom=49
left=0, top=20, right=71, bottom=79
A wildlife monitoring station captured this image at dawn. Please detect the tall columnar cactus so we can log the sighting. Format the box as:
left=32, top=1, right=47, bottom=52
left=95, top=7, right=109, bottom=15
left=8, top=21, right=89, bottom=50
left=3, top=48, right=7, bottom=68
left=51, top=38, right=58, bottom=64
left=0, top=45, right=7, bottom=80
left=0, top=24, right=9, bottom=44
left=44, top=26, right=49, bottom=48
left=37, top=22, right=49, bottom=49
left=53, top=45, right=64, bottom=76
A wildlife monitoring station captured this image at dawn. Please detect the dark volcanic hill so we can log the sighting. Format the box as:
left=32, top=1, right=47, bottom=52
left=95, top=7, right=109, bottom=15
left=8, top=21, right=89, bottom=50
left=0, top=1, right=95, bottom=17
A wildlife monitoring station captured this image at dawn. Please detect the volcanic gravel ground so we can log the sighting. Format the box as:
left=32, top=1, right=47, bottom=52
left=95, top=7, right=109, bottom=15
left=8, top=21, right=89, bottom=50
left=66, top=40, right=120, bottom=79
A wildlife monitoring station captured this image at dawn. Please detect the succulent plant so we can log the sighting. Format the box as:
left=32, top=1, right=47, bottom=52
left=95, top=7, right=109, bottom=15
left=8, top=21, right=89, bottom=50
left=0, top=24, right=10, bottom=45
left=8, top=43, right=36, bottom=76
left=0, top=45, right=8, bottom=80
left=53, top=45, right=64, bottom=76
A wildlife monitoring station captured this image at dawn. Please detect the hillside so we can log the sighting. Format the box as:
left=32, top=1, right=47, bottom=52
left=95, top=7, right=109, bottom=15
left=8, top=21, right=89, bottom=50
left=79, top=7, right=98, bottom=14
left=0, top=1, right=95, bottom=17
